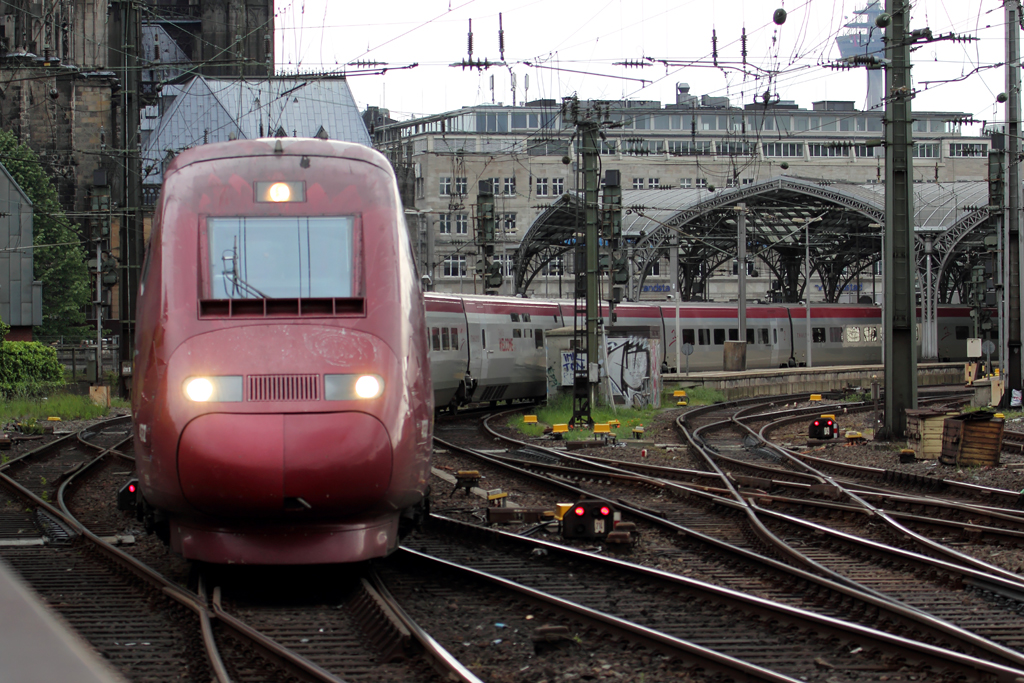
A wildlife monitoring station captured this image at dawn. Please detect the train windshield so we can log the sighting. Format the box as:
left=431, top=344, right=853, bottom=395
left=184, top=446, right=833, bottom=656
left=207, top=216, right=354, bottom=299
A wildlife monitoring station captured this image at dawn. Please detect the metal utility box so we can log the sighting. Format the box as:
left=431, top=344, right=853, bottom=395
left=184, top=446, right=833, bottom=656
left=905, top=409, right=958, bottom=460
left=939, top=411, right=1004, bottom=467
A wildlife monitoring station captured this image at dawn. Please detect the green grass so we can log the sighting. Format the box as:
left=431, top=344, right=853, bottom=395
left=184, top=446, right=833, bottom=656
left=0, top=393, right=117, bottom=422
left=675, top=386, right=726, bottom=406
left=508, top=386, right=725, bottom=442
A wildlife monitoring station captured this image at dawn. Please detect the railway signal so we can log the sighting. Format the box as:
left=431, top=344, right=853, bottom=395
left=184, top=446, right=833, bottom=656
left=117, top=479, right=139, bottom=513
left=809, top=415, right=837, bottom=440
left=560, top=500, right=618, bottom=539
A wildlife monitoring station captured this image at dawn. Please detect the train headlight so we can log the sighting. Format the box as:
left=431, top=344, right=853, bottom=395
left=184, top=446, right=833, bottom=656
left=355, top=375, right=382, bottom=399
left=325, top=374, right=385, bottom=400
left=185, top=377, right=214, bottom=402
left=183, top=376, right=243, bottom=402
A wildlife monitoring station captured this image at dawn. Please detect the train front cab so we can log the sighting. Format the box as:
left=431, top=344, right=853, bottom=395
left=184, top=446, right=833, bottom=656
left=132, top=139, right=433, bottom=564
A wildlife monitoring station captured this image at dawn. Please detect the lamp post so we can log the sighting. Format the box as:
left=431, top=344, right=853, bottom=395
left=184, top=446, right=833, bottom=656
left=794, top=215, right=823, bottom=367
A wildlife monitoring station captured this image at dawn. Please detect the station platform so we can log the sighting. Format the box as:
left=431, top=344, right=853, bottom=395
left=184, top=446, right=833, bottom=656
left=0, top=557, right=127, bottom=683
left=664, top=362, right=964, bottom=399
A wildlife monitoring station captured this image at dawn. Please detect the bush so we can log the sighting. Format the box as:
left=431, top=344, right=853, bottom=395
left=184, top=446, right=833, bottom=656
left=0, top=341, right=65, bottom=397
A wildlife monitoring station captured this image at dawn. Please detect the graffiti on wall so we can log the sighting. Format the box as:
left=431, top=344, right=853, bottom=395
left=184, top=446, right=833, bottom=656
left=605, top=336, right=660, bottom=408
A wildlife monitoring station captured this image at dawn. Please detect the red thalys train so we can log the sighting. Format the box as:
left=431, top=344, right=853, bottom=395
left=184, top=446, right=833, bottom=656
left=424, top=293, right=987, bottom=412
left=131, top=138, right=432, bottom=565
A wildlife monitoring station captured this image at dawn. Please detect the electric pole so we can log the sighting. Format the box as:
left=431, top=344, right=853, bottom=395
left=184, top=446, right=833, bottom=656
left=475, top=180, right=501, bottom=294
left=883, top=0, right=918, bottom=437
left=115, top=0, right=143, bottom=397
left=565, top=97, right=602, bottom=427
left=1004, top=0, right=1022, bottom=405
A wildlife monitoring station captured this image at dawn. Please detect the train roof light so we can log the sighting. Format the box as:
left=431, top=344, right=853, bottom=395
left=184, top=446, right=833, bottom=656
left=255, top=181, right=305, bottom=203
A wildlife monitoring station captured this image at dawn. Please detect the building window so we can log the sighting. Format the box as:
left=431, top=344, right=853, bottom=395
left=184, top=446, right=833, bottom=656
left=438, top=214, right=452, bottom=234
left=763, top=142, right=802, bottom=157
left=648, top=178, right=660, bottom=188
left=552, top=178, right=565, bottom=195
left=503, top=177, right=516, bottom=196
left=454, top=177, right=468, bottom=195
left=680, top=178, right=693, bottom=189
left=696, top=178, right=708, bottom=188
left=501, top=213, right=517, bottom=235
left=443, top=255, right=467, bottom=277
left=415, top=177, right=424, bottom=198
left=455, top=214, right=469, bottom=235
left=669, top=140, right=712, bottom=155
left=633, top=177, right=644, bottom=189
left=856, top=145, right=879, bottom=157
left=914, top=143, right=940, bottom=158
left=726, top=178, right=738, bottom=188
left=439, top=177, right=452, bottom=196
left=483, top=177, right=500, bottom=194
left=536, top=177, right=549, bottom=196
left=718, top=141, right=753, bottom=156
left=546, top=256, right=564, bottom=276
left=949, top=143, right=986, bottom=157
left=741, top=178, right=754, bottom=185
left=494, top=254, right=515, bottom=276
left=808, top=144, right=848, bottom=157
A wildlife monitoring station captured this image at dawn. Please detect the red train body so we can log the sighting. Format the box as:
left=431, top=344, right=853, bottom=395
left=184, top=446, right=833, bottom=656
left=132, top=139, right=433, bottom=565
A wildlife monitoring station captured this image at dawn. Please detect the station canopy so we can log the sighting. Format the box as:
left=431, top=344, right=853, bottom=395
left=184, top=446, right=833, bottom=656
left=513, top=176, right=991, bottom=304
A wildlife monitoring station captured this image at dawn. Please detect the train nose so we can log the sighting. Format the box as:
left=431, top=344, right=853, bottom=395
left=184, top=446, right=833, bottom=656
left=177, top=412, right=393, bottom=518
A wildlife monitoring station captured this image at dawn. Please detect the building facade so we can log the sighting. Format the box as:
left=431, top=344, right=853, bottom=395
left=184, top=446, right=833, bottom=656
left=373, top=86, right=989, bottom=302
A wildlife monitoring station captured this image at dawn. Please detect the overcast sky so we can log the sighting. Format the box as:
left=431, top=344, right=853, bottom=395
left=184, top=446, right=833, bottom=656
left=275, top=0, right=1012, bottom=132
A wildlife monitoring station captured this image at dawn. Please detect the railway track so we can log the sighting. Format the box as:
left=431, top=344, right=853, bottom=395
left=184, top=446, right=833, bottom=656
left=0, top=417, right=483, bottom=683
left=430, top=398, right=1024, bottom=678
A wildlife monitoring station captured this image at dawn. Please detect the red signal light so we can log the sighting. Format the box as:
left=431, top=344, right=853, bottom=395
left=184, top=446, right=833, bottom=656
left=128, top=483, right=136, bottom=493
left=599, top=506, right=611, bottom=516
left=827, top=420, right=833, bottom=426
left=813, top=420, right=819, bottom=426
left=573, top=506, right=586, bottom=516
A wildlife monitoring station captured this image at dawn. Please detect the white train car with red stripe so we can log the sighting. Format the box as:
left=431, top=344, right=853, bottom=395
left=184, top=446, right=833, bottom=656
left=424, top=293, right=982, bottom=411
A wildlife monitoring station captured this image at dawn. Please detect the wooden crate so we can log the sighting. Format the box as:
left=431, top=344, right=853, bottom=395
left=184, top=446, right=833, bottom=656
left=939, top=412, right=1004, bottom=467
left=905, top=409, right=957, bottom=460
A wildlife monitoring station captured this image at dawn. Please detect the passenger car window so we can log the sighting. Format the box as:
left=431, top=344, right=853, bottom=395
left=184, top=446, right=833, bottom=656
left=431, top=327, right=440, bottom=351
left=451, top=329, right=460, bottom=350
left=846, top=326, right=861, bottom=343
left=535, top=329, right=543, bottom=348
left=813, top=327, right=826, bottom=343
left=513, top=328, right=522, bottom=338
left=441, top=328, right=451, bottom=351
left=829, top=327, right=843, bottom=343
left=713, top=329, right=725, bottom=345
left=698, top=329, right=710, bottom=345
left=682, top=328, right=695, bottom=345
left=728, top=329, right=739, bottom=341
left=758, top=328, right=769, bottom=345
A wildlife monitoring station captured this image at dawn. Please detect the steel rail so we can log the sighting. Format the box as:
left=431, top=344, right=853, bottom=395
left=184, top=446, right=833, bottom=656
left=421, top=515, right=1024, bottom=683
left=731, top=413, right=1024, bottom=587
left=396, top=545, right=804, bottom=683
left=446, top=421, right=1024, bottom=670
left=0, top=418, right=350, bottom=683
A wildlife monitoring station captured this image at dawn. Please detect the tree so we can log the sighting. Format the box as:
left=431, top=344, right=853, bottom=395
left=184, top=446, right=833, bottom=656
left=0, top=130, right=90, bottom=341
